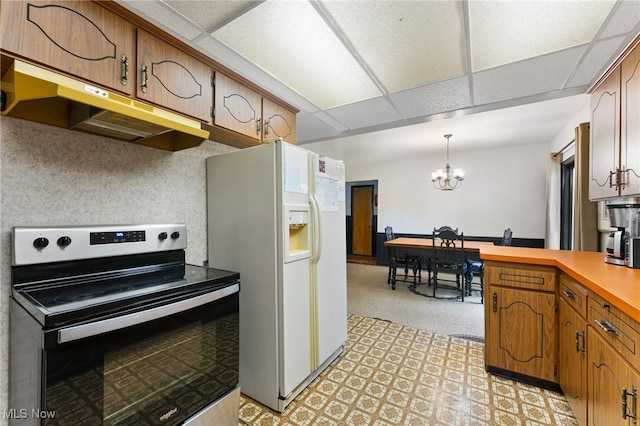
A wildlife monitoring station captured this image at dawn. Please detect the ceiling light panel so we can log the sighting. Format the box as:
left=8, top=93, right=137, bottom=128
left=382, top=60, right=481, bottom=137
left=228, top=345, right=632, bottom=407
left=469, top=0, right=615, bottom=71
left=317, top=0, right=466, bottom=94
left=211, top=1, right=382, bottom=110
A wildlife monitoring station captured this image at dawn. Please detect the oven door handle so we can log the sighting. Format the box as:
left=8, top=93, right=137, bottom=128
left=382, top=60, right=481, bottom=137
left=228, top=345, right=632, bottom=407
left=58, top=283, right=239, bottom=344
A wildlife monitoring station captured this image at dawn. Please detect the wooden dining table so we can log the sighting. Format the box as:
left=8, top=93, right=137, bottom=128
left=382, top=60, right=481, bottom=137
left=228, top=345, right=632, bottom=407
left=383, top=237, right=495, bottom=292
left=384, top=237, right=494, bottom=257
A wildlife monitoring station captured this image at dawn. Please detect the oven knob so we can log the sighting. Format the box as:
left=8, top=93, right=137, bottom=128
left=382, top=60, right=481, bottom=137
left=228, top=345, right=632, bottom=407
left=158, top=232, right=168, bottom=241
left=171, top=231, right=180, bottom=240
left=33, top=237, right=49, bottom=249
left=57, top=236, right=72, bottom=247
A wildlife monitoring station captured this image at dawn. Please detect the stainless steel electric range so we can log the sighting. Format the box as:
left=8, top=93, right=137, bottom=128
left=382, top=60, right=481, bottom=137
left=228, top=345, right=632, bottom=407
left=9, top=224, right=240, bottom=426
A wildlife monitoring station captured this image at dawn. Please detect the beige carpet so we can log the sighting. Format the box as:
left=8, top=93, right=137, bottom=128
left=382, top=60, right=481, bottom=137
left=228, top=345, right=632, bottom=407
left=239, top=315, right=577, bottom=425
left=346, top=263, right=485, bottom=339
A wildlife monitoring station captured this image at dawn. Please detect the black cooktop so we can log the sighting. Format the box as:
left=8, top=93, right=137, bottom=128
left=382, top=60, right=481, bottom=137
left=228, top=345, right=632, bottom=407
left=12, top=253, right=239, bottom=328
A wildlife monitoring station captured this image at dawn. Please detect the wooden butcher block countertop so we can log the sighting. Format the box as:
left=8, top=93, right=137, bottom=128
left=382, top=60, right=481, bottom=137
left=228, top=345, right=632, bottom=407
left=480, top=246, right=640, bottom=323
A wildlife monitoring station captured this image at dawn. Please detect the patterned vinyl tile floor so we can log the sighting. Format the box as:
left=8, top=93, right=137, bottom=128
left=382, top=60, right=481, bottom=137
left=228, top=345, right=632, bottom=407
left=239, top=315, right=578, bottom=426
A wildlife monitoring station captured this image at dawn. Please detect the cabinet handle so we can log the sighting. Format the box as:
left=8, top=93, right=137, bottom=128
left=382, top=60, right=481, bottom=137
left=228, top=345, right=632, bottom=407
left=492, top=292, right=497, bottom=313
left=264, top=119, right=269, bottom=136
left=609, top=169, right=618, bottom=188
left=120, top=55, right=128, bottom=86
left=622, top=385, right=637, bottom=424
left=562, top=289, right=575, bottom=299
left=141, top=64, right=148, bottom=94
left=594, top=318, right=619, bottom=336
left=600, top=302, right=611, bottom=310
left=575, top=330, right=586, bottom=356
left=256, top=118, right=261, bottom=135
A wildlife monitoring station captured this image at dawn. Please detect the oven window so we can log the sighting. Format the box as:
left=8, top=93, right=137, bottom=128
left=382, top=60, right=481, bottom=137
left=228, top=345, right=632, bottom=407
left=44, top=292, right=239, bottom=425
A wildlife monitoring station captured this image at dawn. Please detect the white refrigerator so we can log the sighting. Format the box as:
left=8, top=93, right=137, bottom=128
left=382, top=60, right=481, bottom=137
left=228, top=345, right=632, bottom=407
left=206, top=139, right=347, bottom=412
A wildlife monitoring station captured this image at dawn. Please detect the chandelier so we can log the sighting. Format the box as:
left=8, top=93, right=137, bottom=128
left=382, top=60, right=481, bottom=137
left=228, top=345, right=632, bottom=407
left=431, top=134, right=464, bottom=191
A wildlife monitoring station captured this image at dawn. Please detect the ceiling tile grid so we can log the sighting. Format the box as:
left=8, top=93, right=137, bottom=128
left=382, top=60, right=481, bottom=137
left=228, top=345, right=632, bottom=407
left=114, top=0, right=639, bottom=154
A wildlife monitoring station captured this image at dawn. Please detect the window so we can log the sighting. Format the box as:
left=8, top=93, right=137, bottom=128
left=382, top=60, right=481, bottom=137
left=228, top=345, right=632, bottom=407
left=560, top=157, right=575, bottom=250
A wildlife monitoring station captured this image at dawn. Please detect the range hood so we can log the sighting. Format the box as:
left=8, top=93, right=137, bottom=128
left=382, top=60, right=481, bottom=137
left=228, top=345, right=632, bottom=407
left=1, top=60, right=210, bottom=151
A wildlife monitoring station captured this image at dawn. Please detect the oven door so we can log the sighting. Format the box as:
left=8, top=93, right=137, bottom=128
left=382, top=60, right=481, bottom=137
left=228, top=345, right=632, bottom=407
left=42, top=283, right=239, bottom=426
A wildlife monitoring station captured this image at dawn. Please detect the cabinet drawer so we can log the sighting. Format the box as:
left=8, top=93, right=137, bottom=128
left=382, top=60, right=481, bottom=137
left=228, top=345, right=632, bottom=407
left=559, top=274, right=588, bottom=319
left=484, top=262, right=556, bottom=292
left=588, top=293, right=640, bottom=369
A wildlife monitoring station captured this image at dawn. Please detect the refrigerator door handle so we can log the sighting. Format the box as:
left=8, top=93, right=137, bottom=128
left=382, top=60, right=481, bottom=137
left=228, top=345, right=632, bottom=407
left=310, top=192, right=322, bottom=263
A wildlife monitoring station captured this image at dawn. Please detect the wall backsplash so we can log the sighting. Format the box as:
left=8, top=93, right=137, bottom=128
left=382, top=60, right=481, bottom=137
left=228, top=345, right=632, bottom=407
left=0, top=116, right=237, bottom=421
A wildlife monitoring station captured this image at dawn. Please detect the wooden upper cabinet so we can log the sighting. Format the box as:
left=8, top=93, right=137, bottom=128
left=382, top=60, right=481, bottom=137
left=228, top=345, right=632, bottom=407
left=0, top=0, right=135, bottom=95
left=263, top=98, right=296, bottom=143
left=590, top=39, right=640, bottom=200
left=621, top=44, right=640, bottom=196
left=590, top=66, right=621, bottom=200
left=213, top=72, right=262, bottom=141
left=136, top=29, right=212, bottom=123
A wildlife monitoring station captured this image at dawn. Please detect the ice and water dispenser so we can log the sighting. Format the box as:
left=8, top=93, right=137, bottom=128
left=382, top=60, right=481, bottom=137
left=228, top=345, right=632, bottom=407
left=284, top=205, right=310, bottom=262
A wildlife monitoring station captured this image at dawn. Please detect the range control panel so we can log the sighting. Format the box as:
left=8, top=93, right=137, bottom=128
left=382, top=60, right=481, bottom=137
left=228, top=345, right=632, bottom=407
left=12, top=224, right=186, bottom=266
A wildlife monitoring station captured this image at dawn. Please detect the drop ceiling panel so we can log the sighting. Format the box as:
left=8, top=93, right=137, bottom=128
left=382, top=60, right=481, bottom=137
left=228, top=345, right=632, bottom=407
left=325, top=97, right=401, bottom=130
left=164, top=1, right=254, bottom=33
left=389, top=76, right=471, bottom=119
left=473, top=46, right=586, bottom=105
left=317, top=0, right=466, bottom=93
left=118, top=0, right=203, bottom=40
left=469, top=0, right=615, bottom=71
left=568, top=35, right=631, bottom=87
left=211, top=1, right=382, bottom=110
left=598, top=1, right=640, bottom=39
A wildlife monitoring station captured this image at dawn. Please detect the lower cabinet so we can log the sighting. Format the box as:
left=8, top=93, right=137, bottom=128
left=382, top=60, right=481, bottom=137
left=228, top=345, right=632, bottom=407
left=588, top=330, right=639, bottom=425
left=558, top=296, right=588, bottom=425
left=485, top=282, right=557, bottom=385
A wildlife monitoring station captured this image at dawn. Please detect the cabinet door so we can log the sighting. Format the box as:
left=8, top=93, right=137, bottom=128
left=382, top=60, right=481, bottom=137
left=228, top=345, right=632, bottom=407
left=214, top=72, right=262, bottom=141
left=621, top=44, right=640, bottom=197
left=0, top=0, right=135, bottom=95
left=262, top=98, right=296, bottom=143
left=486, top=286, right=557, bottom=383
left=588, top=330, right=640, bottom=426
left=590, top=67, right=621, bottom=200
left=558, top=297, right=587, bottom=426
left=137, top=30, right=212, bottom=123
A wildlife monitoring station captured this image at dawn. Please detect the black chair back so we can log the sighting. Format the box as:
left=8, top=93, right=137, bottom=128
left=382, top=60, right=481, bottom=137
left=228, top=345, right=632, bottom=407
left=501, top=228, right=513, bottom=246
left=432, top=226, right=465, bottom=269
left=385, top=226, right=395, bottom=241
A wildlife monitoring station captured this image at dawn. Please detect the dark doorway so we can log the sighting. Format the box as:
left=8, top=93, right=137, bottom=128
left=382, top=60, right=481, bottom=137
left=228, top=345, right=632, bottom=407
left=351, top=185, right=374, bottom=256
left=560, top=157, right=575, bottom=250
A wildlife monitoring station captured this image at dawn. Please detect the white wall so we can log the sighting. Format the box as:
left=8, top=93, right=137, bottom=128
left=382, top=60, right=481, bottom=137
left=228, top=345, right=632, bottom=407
left=346, top=142, right=550, bottom=239
left=0, top=116, right=236, bottom=423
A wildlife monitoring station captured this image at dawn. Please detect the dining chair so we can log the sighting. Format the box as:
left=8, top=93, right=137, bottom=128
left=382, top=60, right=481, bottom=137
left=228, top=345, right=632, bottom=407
left=430, top=226, right=467, bottom=301
left=385, top=226, right=421, bottom=290
left=465, top=228, right=512, bottom=303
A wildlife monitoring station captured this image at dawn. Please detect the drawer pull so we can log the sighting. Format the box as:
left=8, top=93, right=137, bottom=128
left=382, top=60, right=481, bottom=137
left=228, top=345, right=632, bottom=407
left=595, top=318, right=619, bottom=336
left=622, top=385, right=637, bottom=423
left=600, top=302, right=611, bottom=310
left=562, top=289, right=576, bottom=299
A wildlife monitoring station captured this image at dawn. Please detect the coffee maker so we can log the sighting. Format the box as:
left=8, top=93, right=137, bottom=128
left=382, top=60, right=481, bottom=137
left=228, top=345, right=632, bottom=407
left=605, top=198, right=640, bottom=268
